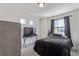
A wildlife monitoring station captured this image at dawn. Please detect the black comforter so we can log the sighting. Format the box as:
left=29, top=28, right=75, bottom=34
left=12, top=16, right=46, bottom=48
left=34, top=36, right=71, bottom=56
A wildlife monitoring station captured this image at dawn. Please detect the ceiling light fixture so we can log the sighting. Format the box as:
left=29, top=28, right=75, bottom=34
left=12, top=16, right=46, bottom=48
left=38, top=3, right=45, bottom=7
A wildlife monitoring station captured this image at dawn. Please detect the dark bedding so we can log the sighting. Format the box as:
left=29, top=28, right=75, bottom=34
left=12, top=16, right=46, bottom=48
left=34, top=36, right=72, bottom=56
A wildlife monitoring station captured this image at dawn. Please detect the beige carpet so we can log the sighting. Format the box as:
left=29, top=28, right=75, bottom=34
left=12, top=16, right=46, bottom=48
left=21, top=47, right=39, bottom=56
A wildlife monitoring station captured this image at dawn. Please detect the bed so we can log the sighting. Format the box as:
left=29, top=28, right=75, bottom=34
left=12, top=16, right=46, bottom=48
left=34, top=35, right=72, bottom=56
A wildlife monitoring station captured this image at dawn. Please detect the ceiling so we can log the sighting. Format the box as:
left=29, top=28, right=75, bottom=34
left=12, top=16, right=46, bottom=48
left=0, top=3, right=79, bottom=18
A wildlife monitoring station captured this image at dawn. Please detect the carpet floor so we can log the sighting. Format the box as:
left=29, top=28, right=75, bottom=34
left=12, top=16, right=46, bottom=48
left=21, top=47, right=79, bottom=56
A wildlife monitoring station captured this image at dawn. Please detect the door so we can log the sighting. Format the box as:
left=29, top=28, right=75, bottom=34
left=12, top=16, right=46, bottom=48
left=0, top=21, right=21, bottom=56
left=6, top=22, right=21, bottom=56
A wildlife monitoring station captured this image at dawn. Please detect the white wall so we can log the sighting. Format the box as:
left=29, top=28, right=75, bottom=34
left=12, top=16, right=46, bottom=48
left=77, top=8, right=79, bottom=53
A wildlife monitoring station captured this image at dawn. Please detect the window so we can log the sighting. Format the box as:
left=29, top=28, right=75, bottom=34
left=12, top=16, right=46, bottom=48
left=29, top=20, right=33, bottom=26
left=54, top=18, right=65, bottom=36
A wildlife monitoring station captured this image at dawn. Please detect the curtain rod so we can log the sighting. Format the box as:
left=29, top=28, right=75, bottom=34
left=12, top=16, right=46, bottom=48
left=48, top=15, right=72, bottom=21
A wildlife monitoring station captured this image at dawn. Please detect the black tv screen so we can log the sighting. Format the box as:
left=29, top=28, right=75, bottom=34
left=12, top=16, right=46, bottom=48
left=23, top=27, right=34, bottom=37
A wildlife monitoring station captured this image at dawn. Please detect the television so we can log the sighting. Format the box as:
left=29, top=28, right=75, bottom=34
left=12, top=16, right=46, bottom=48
left=23, top=27, right=34, bottom=37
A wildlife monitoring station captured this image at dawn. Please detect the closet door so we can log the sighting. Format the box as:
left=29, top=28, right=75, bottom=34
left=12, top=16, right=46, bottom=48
left=0, top=21, right=21, bottom=56
left=0, top=21, right=6, bottom=56
left=6, top=22, right=21, bottom=56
